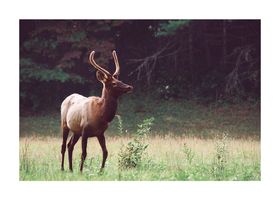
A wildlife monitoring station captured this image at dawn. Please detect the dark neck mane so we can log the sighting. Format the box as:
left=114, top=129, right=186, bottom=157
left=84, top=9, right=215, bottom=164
left=101, top=87, right=118, bottom=122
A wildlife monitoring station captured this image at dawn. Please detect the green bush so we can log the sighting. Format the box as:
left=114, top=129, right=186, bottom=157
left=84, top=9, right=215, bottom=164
left=183, top=144, right=195, bottom=165
left=118, top=117, right=154, bottom=169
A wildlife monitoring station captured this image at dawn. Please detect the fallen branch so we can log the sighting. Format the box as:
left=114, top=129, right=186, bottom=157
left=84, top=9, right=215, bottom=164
left=127, top=41, right=179, bottom=85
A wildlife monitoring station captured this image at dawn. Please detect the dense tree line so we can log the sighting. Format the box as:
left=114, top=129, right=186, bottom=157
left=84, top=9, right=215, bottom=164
left=20, top=20, right=260, bottom=112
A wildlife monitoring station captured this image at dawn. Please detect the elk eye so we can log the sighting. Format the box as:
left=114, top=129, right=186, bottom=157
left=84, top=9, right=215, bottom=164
left=112, top=82, right=117, bottom=87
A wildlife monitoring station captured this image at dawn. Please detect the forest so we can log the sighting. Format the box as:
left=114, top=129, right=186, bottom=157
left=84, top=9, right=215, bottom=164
left=20, top=20, right=260, bottom=112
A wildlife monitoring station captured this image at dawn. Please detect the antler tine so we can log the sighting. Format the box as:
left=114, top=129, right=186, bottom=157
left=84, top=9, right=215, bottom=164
left=112, top=50, right=120, bottom=78
left=89, top=51, right=111, bottom=77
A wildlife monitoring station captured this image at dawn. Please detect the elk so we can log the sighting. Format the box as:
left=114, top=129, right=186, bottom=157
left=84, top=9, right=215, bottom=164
left=60, top=50, right=133, bottom=172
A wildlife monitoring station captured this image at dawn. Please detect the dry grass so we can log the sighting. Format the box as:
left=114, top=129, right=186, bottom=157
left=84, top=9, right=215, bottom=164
left=20, top=135, right=260, bottom=161
left=19, top=135, right=260, bottom=181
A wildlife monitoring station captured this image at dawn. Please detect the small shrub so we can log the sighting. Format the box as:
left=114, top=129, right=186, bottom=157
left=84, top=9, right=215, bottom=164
left=156, top=84, right=180, bottom=100
left=116, top=115, right=124, bottom=136
left=183, top=144, right=195, bottom=164
left=211, top=133, right=229, bottom=179
left=118, top=117, right=154, bottom=169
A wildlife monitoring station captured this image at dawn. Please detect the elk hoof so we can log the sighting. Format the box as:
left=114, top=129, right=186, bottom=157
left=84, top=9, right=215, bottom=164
left=98, top=168, right=105, bottom=175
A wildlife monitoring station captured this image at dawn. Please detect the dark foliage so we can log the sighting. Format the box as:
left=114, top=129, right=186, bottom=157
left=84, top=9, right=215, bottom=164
left=20, top=20, right=260, bottom=112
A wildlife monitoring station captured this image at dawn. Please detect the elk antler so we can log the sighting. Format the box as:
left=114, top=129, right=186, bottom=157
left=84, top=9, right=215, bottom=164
left=89, top=51, right=111, bottom=77
left=112, top=50, right=120, bottom=78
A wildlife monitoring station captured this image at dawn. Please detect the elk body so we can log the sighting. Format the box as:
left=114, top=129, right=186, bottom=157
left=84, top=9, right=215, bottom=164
left=60, top=50, right=133, bottom=172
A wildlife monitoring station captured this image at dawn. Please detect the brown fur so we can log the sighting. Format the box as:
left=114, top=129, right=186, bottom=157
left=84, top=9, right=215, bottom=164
left=60, top=50, right=133, bottom=172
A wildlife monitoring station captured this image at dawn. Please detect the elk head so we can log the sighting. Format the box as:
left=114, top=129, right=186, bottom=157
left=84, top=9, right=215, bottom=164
left=89, top=50, right=133, bottom=97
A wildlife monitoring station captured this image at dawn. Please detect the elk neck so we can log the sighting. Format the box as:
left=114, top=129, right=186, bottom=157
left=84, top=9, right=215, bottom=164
left=100, top=86, right=118, bottom=122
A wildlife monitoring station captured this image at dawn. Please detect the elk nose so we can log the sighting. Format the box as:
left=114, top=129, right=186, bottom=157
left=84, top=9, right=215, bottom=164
left=125, top=85, right=133, bottom=93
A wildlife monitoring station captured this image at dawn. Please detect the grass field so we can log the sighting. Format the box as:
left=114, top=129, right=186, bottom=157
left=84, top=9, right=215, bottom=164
left=20, top=97, right=260, bottom=181
left=20, top=135, right=260, bottom=181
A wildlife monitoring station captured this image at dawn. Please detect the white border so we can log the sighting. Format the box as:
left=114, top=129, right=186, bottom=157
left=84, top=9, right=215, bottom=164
left=1, top=0, right=280, bottom=200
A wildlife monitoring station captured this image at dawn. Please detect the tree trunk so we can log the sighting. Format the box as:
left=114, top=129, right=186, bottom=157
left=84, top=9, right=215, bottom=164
left=222, top=20, right=227, bottom=67
left=188, top=23, right=194, bottom=86
left=203, top=21, right=211, bottom=69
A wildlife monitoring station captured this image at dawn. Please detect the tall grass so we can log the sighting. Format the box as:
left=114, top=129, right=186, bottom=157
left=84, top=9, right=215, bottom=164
left=19, top=135, right=260, bottom=181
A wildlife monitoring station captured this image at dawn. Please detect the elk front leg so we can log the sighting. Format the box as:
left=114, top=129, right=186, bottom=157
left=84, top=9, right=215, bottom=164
left=80, top=135, right=88, bottom=172
left=97, top=135, right=108, bottom=170
left=67, top=134, right=80, bottom=172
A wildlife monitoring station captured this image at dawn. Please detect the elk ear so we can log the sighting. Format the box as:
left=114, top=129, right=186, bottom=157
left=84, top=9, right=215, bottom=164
left=96, top=71, right=109, bottom=83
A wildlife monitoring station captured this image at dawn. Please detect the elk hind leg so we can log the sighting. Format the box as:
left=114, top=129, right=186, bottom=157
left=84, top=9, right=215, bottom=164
left=80, top=135, right=88, bottom=172
left=61, top=127, right=69, bottom=171
left=67, top=134, right=80, bottom=172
